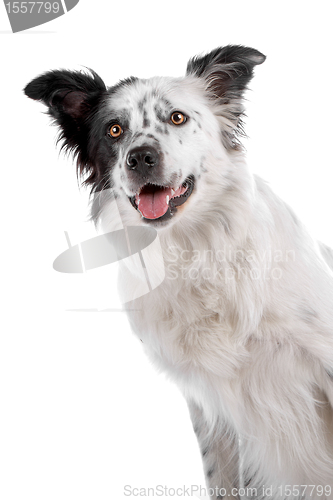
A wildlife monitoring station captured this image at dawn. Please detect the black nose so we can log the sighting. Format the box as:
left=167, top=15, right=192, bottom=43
left=126, top=146, right=159, bottom=173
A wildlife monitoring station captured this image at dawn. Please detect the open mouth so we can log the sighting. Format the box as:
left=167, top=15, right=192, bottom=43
left=129, top=175, right=195, bottom=221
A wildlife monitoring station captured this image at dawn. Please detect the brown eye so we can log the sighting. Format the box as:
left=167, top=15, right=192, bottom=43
left=170, top=112, right=186, bottom=125
left=109, top=124, right=123, bottom=138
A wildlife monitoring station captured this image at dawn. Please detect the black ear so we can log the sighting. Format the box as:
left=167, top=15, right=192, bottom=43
left=186, top=45, right=265, bottom=102
left=24, top=69, right=107, bottom=182
left=24, top=69, right=106, bottom=121
left=186, top=45, right=265, bottom=150
left=24, top=70, right=106, bottom=152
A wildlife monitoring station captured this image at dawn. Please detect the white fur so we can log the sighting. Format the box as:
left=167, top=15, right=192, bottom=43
left=95, top=74, right=333, bottom=498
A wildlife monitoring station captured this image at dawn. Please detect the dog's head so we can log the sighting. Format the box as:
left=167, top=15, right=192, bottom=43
left=24, top=46, right=265, bottom=230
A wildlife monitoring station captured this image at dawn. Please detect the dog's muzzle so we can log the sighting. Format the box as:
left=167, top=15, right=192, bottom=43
left=125, top=145, right=195, bottom=223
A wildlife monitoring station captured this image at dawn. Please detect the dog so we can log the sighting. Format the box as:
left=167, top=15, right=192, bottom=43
left=25, top=45, right=333, bottom=498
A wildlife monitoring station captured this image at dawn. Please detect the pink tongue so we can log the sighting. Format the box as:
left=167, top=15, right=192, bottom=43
left=136, top=187, right=172, bottom=219
left=136, top=185, right=186, bottom=220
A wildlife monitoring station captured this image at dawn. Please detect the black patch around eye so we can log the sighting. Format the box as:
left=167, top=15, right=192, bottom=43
left=106, top=117, right=128, bottom=140
left=103, top=105, right=132, bottom=138
left=107, top=126, right=123, bottom=140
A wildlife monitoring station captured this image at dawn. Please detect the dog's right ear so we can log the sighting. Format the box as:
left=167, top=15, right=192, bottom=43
left=24, top=69, right=106, bottom=121
left=24, top=69, right=106, bottom=150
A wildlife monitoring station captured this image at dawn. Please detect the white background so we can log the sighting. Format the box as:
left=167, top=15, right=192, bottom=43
left=1, top=1, right=333, bottom=499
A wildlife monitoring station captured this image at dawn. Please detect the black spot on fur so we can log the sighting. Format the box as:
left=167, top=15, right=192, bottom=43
left=207, top=467, right=214, bottom=478
left=221, top=216, right=231, bottom=235
left=138, top=95, right=147, bottom=112
left=154, top=104, right=166, bottom=122
left=145, top=134, right=156, bottom=142
left=179, top=139, right=183, bottom=145
left=146, top=134, right=160, bottom=145
left=143, top=118, right=150, bottom=128
left=299, top=307, right=319, bottom=325
left=143, top=110, right=150, bottom=128
left=132, top=132, right=144, bottom=141
left=244, top=472, right=258, bottom=489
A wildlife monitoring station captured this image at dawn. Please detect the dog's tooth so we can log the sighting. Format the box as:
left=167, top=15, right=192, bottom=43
left=166, top=195, right=170, bottom=205
left=171, top=189, right=175, bottom=196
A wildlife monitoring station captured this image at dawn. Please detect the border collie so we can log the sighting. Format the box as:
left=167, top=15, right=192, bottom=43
left=25, top=45, right=333, bottom=499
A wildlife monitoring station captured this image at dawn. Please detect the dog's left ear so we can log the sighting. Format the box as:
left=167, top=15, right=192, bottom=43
left=186, top=45, right=265, bottom=149
left=24, top=69, right=107, bottom=186
left=186, top=45, right=266, bottom=102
